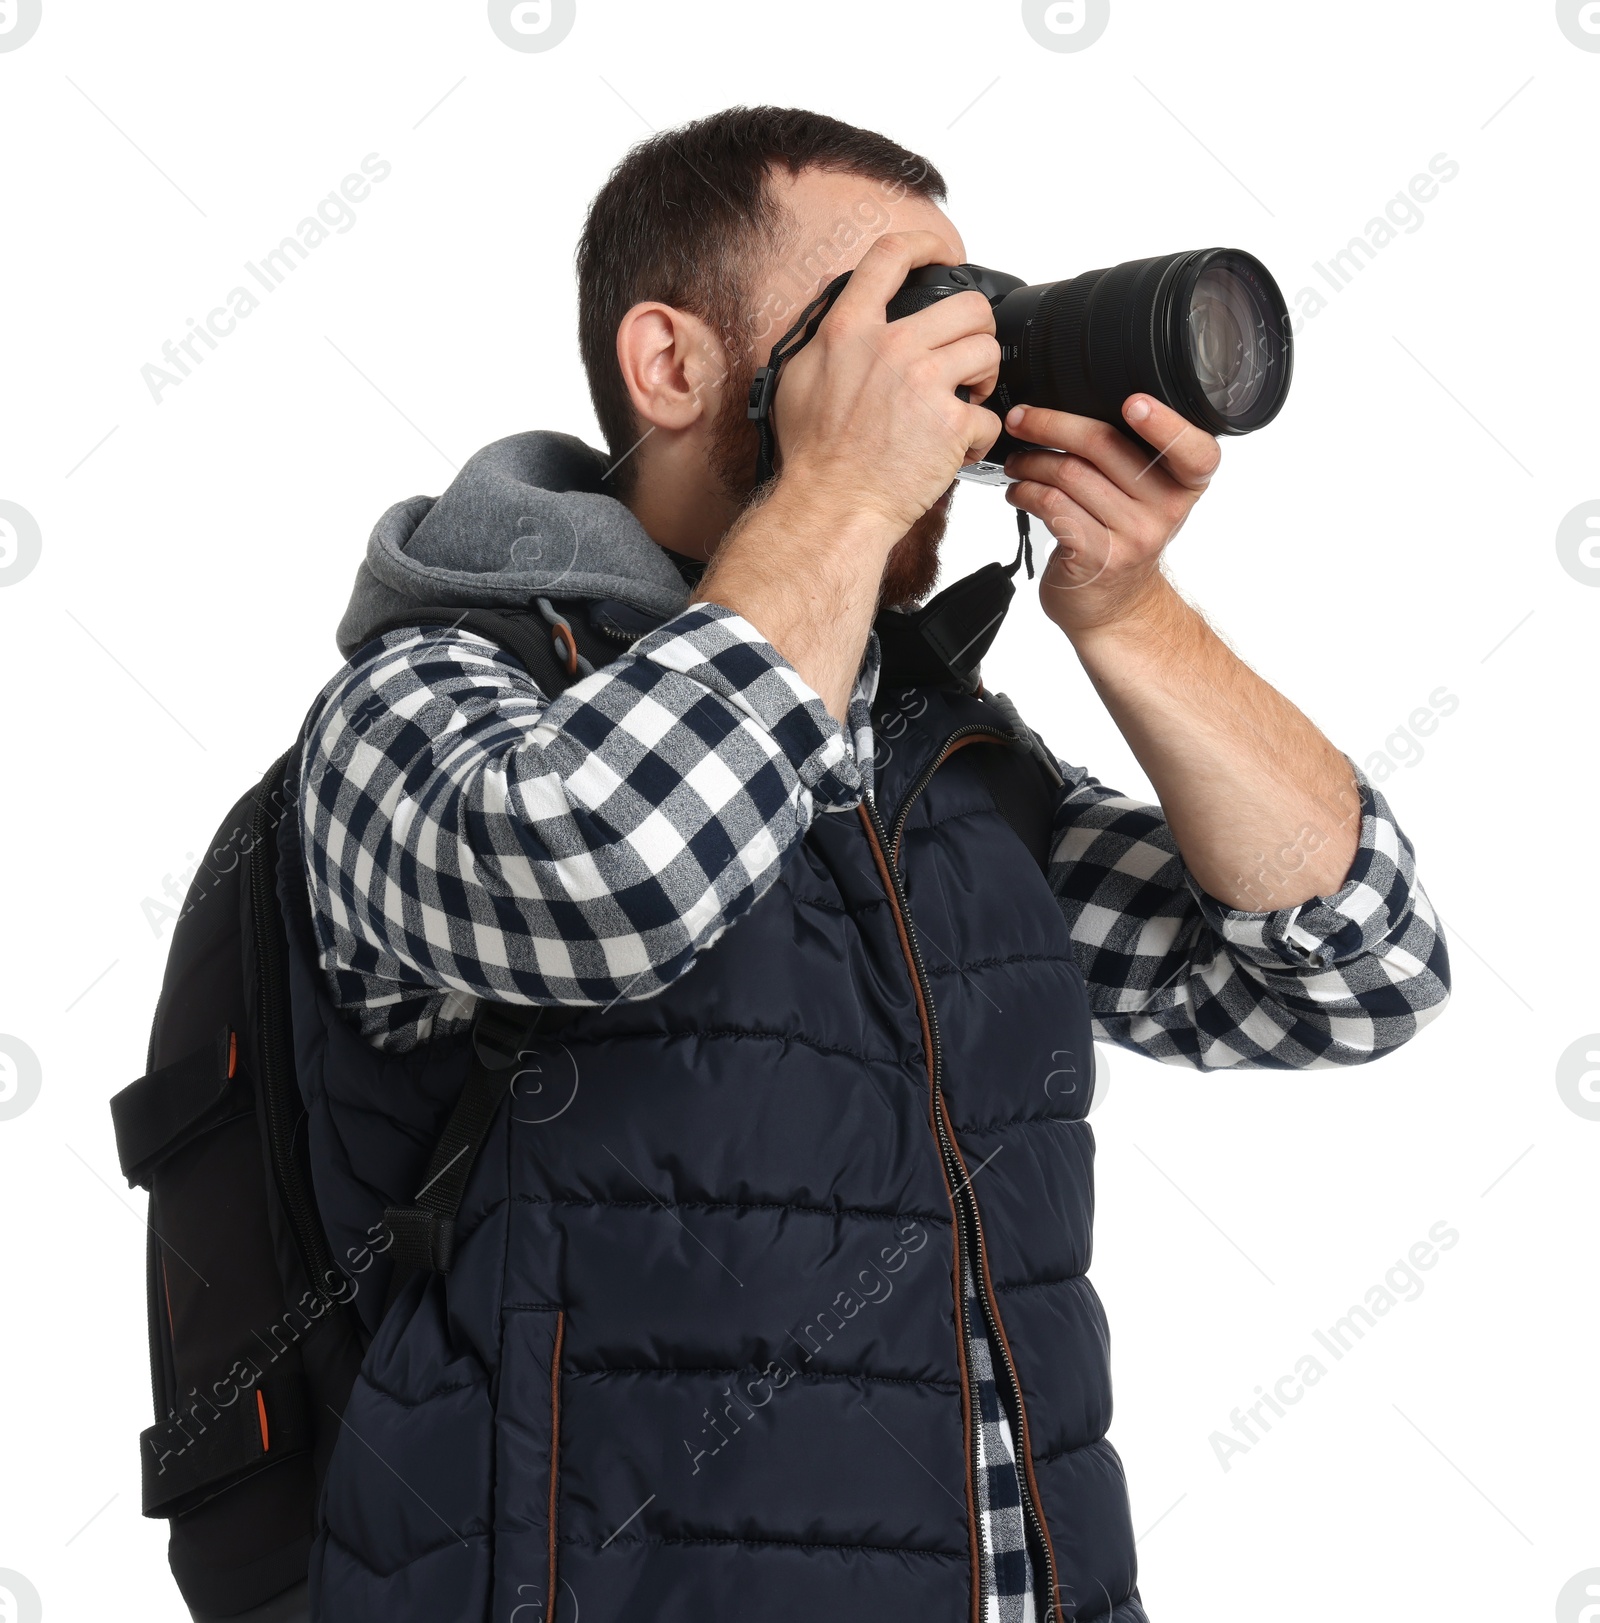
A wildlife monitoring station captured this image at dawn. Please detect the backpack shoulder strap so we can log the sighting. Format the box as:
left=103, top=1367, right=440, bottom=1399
left=972, top=690, right=1065, bottom=877
left=382, top=999, right=576, bottom=1276
left=346, top=604, right=605, bottom=1284
left=360, top=601, right=612, bottom=699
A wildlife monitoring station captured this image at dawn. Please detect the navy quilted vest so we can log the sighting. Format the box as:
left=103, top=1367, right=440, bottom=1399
left=282, top=680, right=1147, bottom=1623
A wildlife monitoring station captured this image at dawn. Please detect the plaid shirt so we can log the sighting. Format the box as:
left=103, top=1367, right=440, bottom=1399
left=298, top=601, right=1450, bottom=1621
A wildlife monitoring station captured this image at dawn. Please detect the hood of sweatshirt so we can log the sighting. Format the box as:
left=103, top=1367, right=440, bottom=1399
left=336, top=430, right=694, bottom=658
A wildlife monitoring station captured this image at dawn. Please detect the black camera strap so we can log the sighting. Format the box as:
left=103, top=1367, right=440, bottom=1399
left=746, top=269, right=853, bottom=488
left=873, top=510, right=1034, bottom=693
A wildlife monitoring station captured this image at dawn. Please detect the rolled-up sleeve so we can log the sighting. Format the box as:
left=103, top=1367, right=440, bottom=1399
left=299, top=602, right=863, bottom=1047
left=1048, top=762, right=1451, bottom=1069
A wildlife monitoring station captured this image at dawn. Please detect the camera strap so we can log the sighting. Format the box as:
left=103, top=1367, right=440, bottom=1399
left=745, top=270, right=853, bottom=488
left=874, top=511, right=1035, bottom=693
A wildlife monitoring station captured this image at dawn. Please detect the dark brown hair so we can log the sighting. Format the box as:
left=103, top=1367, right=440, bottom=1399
left=575, top=105, right=945, bottom=495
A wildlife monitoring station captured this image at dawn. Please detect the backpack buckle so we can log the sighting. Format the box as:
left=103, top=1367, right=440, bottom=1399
left=380, top=1205, right=456, bottom=1273
left=471, top=1001, right=547, bottom=1070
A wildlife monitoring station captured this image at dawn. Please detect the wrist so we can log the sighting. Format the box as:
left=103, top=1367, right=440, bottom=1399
left=1057, top=572, right=1187, bottom=656
left=694, top=475, right=903, bottom=602
left=689, top=475, right=894, bottom=726
left=763, top=467, right=905, bottom=557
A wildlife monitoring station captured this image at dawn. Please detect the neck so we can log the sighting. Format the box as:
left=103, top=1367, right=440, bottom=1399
left=624, top=451, right=745, bottom=562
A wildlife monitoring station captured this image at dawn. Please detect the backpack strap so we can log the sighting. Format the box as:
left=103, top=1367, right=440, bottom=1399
left=973, top=690, right=1065, bottom=877
left=360, top=601, right=613, bottom=699
left=111, top=1027, right=251, bottom=1191
left=382, top=998, right=576, bottom=1275
left=139, top=1357, right=314, bottom=1519
left=350, top=603, right=602, bottom=1284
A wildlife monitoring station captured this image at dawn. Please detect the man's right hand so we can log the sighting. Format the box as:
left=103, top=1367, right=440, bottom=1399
left=694, top=230, right=1001, bottom=724
left=772, top=229, right=1003, bottom=540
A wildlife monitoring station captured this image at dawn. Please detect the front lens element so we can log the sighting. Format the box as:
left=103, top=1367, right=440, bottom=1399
left=1187, top=264, right=1272, bottom=419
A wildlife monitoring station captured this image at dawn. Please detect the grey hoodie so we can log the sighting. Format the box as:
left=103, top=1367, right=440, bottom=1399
left=336, top=430, right=693, bottom=659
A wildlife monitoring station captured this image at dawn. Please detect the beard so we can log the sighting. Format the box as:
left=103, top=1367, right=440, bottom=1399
left=707, top=363, right=951, bottom=612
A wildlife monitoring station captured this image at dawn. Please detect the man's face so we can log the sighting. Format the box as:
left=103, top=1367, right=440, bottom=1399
left=706, top=165, right=969, bottom=610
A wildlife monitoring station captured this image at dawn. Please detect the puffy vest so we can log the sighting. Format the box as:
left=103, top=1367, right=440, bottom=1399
left=281, top=675, right=1148, bottom=1623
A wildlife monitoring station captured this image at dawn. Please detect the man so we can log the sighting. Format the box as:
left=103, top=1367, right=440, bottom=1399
left=294, top=107, right=1448, bottom=1623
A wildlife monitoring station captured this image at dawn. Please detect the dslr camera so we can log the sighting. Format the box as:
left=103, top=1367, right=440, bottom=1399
left=749, top=247, right=1293, bottom=489
left=885, top=247, right=1294, bottom=482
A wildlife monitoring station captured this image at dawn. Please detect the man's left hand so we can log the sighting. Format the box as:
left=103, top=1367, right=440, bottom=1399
left=1001, top=396, right=1221, bottom=641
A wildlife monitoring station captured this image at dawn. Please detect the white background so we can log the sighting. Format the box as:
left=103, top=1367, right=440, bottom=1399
left=1, top=2, right=1595, bottom=1619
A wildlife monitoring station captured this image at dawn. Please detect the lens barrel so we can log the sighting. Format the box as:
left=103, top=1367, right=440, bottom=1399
left=990, top=248, right=1291, bottom=438
left=884, top=250, right=1292, bottom=478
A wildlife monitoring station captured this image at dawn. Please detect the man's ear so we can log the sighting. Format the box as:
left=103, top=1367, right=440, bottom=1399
left=615, top=302, right=729, bottom=432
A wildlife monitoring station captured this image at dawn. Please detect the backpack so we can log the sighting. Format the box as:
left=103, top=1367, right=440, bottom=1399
left=108, top=585, right=1061, bottom=1619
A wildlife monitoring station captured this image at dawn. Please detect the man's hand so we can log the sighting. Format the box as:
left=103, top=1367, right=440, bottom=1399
left=695, top=230, right=1002, bottom=722
left=1001, top=396, right=1221, bottom=640
left=1004, top=394, right=1362, bottom=910
left=774, top=229, right=1003, bottom=537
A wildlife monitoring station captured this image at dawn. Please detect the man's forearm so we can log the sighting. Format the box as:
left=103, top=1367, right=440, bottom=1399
left=1069, top=576, right=1361, bottom=910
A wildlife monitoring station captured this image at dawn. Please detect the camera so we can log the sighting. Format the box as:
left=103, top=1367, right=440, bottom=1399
left=883, top=249, right=1294, bottom=484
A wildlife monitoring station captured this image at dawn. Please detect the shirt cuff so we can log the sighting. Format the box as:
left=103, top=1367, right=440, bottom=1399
left=629, top=600, right=864, bottom=808
left=1187, top=767, right=1420, bottom=970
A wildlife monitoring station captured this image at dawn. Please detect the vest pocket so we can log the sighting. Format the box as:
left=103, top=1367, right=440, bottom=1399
left=494, top=1304, right=566, bottom=1623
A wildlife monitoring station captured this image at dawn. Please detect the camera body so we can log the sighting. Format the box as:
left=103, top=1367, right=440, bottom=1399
left=884, top=250, right=1294, bottom=485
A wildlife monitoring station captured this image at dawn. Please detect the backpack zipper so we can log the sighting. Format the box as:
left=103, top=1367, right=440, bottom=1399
left=591, top=617, right=649, bottom=647
left=858, top=790, right=1062, bottom=1623
left=249, top=752, right=344, bottom=1309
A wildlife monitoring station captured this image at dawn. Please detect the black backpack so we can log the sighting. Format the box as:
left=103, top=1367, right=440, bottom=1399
left=108, top=583, right=1060, bottom=1619
left=108, top=602, right=621, bottom=1619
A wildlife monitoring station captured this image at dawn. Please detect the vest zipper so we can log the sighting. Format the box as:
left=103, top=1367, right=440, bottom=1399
left=888, top=724, right=1019, bottom=864
left=858, top=790, right=1063, bottom=1623
left=249, top=753, right=343, bottom=1309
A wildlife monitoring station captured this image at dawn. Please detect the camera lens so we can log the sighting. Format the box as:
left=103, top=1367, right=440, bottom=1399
left=989, top=247, right=1292, bottom=439
left=1188, top=263, right=1271, bottom=417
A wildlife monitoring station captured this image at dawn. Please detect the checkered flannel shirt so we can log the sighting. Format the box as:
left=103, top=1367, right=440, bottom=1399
left=298, top=601, right=1450, bottom=1622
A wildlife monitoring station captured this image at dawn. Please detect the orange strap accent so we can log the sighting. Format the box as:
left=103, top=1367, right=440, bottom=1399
left=255, top=1389, right=270, bottom=1452
left=552, top=623, right=579, bottom=678
left=226, top=1029, right=238, bottom=1080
